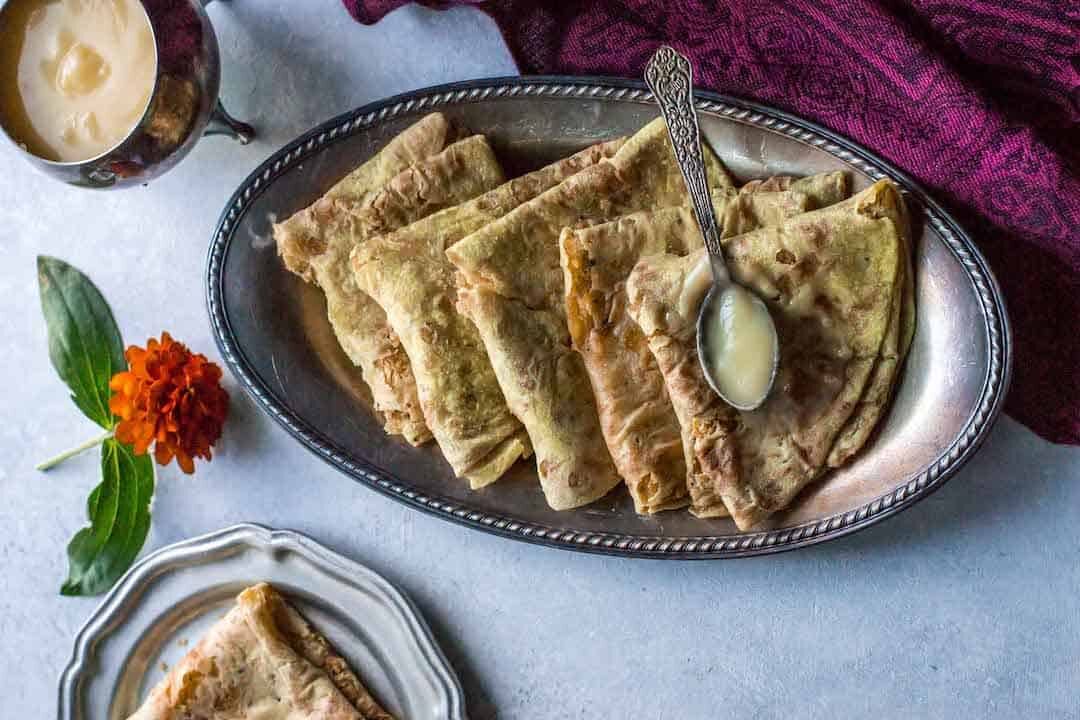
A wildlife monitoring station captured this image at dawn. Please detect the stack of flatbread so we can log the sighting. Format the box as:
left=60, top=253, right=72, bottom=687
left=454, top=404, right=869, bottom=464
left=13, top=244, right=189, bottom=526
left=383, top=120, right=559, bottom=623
left=125, top=584, right=394, bottom=720
left=274, top=112, right=914, bottom=528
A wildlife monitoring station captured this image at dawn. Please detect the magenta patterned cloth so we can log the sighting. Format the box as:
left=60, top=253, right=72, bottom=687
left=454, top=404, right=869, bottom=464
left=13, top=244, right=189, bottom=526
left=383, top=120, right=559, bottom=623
left=344, top=0, right=1080, bottom=445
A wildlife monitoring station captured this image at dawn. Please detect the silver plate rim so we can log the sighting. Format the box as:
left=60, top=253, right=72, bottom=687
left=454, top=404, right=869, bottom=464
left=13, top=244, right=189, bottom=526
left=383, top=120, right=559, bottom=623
left=56, top=522, right=467, bottom=720
left=205, top=76, right=1012, bottom=559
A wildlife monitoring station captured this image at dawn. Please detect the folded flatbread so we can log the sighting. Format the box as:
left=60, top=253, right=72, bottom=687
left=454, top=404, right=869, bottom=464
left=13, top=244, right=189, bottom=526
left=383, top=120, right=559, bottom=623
left=559, top=179, right=845, bottom=514
left=739, top=171, right=849, bottom=205
left=126, top=583, right=393, bottom=720
left=276, top=113, right=459, bottom=283
left=352, top=140, right=625, bottom=487
left=446, top=118, right=734, bottom=510
left=626, top=180, right=907, bottom=528
left=827, top=185, right=915, bottom=466
left=560, top=208, right=699, bottom=514
left=274, top=125, right=504, bottom=444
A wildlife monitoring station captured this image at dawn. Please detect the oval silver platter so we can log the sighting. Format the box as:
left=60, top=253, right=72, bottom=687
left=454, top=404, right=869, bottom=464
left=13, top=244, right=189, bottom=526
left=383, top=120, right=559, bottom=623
left=58, top=523, right=465, bottom=720
left=206, top=77, right=1011, bottom=558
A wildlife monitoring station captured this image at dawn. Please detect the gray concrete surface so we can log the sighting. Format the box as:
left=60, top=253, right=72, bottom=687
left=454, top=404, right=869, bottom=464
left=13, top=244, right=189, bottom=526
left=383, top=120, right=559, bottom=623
left=2, top=3, right=1078, bottom=718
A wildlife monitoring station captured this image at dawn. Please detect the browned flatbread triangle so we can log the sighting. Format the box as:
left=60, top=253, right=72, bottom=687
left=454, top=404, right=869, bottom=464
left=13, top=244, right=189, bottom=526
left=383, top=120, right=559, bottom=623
left=274, top=116, right=504, bottom=444
left=558, top=172, right=850, bottom=515
left=627, top=180, right=906, bottom=528
left=446, top=118, right=734, bottom=511
left=126, top=583, right=393, bottom=720
left=276, top=113, right=460, bottom=284
left=352, top=140, right=625, bottom=487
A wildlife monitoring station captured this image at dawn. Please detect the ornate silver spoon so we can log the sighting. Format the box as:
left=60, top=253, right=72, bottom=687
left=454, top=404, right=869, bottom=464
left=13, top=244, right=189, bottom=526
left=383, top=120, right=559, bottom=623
left=644, top=46, right=779, bottom=411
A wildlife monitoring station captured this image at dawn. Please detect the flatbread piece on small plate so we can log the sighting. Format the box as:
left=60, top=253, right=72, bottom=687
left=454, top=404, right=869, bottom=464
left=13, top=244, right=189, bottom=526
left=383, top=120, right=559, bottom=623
left=126, top=583, right=393, bottom=720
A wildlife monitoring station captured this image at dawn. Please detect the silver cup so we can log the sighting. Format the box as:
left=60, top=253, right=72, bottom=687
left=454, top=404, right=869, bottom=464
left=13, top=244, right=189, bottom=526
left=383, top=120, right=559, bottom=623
left=0, top=0, right=253, bottom=188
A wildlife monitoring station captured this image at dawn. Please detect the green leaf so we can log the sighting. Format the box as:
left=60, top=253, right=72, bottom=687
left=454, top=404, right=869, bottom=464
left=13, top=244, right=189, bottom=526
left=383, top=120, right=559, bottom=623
left=37, top=256, right=126, bottom=430
left=61, top=438, right=154, bottom=596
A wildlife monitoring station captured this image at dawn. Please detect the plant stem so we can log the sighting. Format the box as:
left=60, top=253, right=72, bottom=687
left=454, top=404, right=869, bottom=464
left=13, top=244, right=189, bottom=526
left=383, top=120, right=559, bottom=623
left=36, top=430, right=114, bottom=471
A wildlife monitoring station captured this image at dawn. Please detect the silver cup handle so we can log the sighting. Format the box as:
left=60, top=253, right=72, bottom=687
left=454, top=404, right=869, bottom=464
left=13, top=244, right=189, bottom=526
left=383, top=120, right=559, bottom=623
left=199, top=0, right=254, bottom=144
left=205, top=99, right=255, bottom=144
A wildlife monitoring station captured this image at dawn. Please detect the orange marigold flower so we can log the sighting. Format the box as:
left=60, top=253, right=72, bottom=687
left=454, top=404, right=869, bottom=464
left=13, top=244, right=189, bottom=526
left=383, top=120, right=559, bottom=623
left=109, top=332, right=229, bottom=474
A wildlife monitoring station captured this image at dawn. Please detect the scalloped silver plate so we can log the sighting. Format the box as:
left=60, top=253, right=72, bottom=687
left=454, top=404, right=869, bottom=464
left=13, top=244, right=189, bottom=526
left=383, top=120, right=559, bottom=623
left=57, top=524, right=465, bottom=720
left=206, top=77, right=1010, bottom=558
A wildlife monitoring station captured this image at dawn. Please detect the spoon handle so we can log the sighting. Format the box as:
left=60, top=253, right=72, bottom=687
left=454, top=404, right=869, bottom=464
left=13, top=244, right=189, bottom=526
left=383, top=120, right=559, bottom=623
left=644, top=46, right=727, bottom=271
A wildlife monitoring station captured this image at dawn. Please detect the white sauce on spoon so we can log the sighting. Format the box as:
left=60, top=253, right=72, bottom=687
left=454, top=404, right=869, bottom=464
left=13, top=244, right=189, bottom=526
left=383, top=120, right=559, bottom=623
left=686, top=253, right=777, bottom=409
left=678, top=253, right=715, bottom=320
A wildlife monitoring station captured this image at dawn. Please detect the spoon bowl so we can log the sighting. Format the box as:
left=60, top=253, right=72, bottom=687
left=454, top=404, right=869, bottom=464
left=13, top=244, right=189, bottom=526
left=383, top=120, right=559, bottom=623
left=696, top=282, right=780, bottom=411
